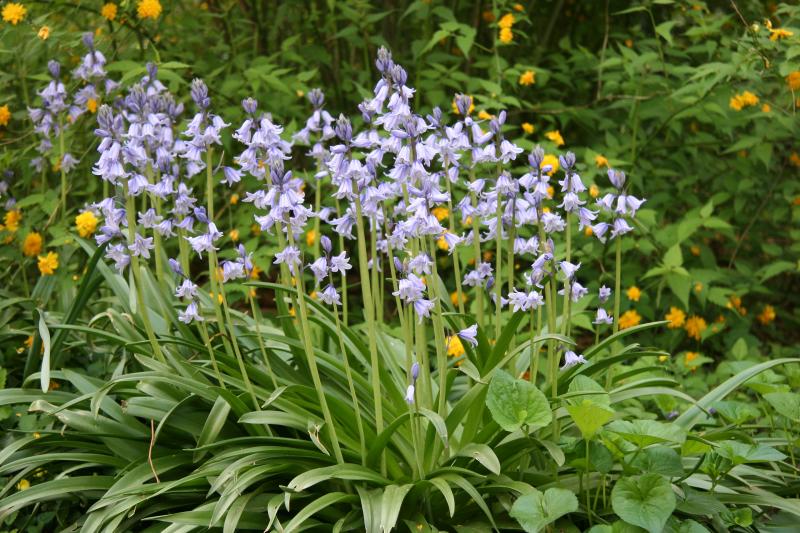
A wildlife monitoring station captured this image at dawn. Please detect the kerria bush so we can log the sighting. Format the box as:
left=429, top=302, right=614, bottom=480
left=0, top=47, right=798, bottom=533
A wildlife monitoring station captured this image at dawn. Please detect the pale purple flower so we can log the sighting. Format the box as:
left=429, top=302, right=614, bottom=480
left=178, top=301, right=203, bottom=324
left=561, top=350, right=587, bottom=370
left=594, top=308, right=613, bottom=325
left=457, top=324, right=479, bottom=347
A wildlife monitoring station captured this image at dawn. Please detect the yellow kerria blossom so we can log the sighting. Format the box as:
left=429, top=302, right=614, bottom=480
left=38, top=251, right=59, bottom=276
left=786, top=71, right=800, bottom=91
left=305, top=229, right=316, bottom=246
left=769, top=27, right=793, bottom=41
left=761, top=103, right=771, bottom=113
left=594, top=154, right=609, bottom=168
left=545, top=130, right=564, bottom=146
left=229, top=229, right=240, bottom=242
left=37, top=26, right=50, bottom=40
left=16, top=479, right=30, bottom=491
left=2, top=2, right=27, bottom=25
left=546, top=185, right=554, bottom=199
left=665, top=306, right=686, bottom=329
left=626, top=286, right=641, bottom=302
left=541, top=154, right=559, bottom=175
left=757, top=305, right=775, bottom=325
left=4, top=210, right=21, bottom=232
left=618, top=309, right=641, bottom=330
left=521, top=122, right=534, bottom=134
left=101, top=2, right=117, bottom=20
left=658, top=355, right=669, bottom=362
left=685, top=351, right=699, bottom=365
left=87, top=98, right=98, bottom=113
left=690, top=245, right=700, bottom=256
left=684, top=315, right=707, bottom=340
left=23, top=232, right=43, bottom=257
left=446, top=335, right=465, bottom=357
left=589, top=184, right=599, bottom=198
left=513, top=3, right=524, bottom=12
left=584, top=226, right=593, bottom=237
left=790, top=152, right=800, bottom=167
left=498, top=13, right=515, bottom=29
left=431, top=206, right=449, bottom=221
left=477, top=110, right=493, bottom=120
left=450, top=290, right=467, bottom=307
left=499, top=27, right=513, bottom=44
left=136, top=0, right=162, bottom=20
left=0, top=104, right=10, bottom=127
left=250, top=264, right=262, bottom=279
left=436, top=234, right=449, bottom=251
left=75, top=210, right=98, bottom=237
left=230, top=193, right=239, bottom=205
left=729, top=91, right=759, bottom=111
left=518, top=70, right=535, bottom=86
left=693, top=281, right=703, bottom=293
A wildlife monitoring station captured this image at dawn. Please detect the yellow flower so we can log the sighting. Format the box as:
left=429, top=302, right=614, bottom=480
left=693, top=281, right=703, bottom=293
left=513, top=3, right=524, bottom=11
left=477, top=110, right=493, bottom=120
left=101, top=2, right=117, bottom=20
left=446, top=335, right=465, bottom=357
left=757, top=305, right=775, bottom=325
left=618, top=309, right=641, bottom=330
left=230, top=193, right=239, bottom=205
left=481, top=10, right=495, bottom=23
left=436, top=234, right=449, bottom=251
left=250, top=264, right=262, bottom=279
left=0, top=104, right=10, bottom=127
left=658, top=355, right=669, bottom=363
left=589, top=184, right=599, bottom=198
left=761, top=103, right=771, bottom=113
left=518, top=70, right=535, bottom=86
left=665, top=307, right=686, bottom=329
left=451, top=95, right=474, bottom=115
left=786, top=71, right=800, bottom=91
left=545, top=130, right=564, bottom=146
left=250, top=223, right=261, bottom=235
left=594, top=154, right=609, bottom=168
left=22, top=232, right=43, bottom=257
left=498, top=13, right=515, bottom=29
left=684, top=315, right=707, bottom=340
left=38, top=252, right=59, bottom=276
left=137, top=0, right=162, bottom=20
left=584, top=226, right=593, bottom=237
left=729, top=91, right=759, bottom=111
left=16, top=479, right=30, bottom=491
left=626, top=286, right=641, bottom=302
left=690, top=245, right=700, bottom=256
left=685, top=351, right=699, bottom=364
left=87, top=98, right=98, bottom=113
left=546, top=185, right=554, bottom=199
left=790, top=152, right=800, bottom=167
left=229, top=228, right=240, bottom=242
left=521, top=122, right=534, bottom=134
left=540, top=154, right=559, bottom=175
left=499, top=27, right=513, bottom=44
left=2, top=2, right=27, bottom=25
left=624, top=38, right=633, bottom=48
left=4, top=210, right=22, bottom=232
left=75, top=210, right=98, bottom=238
left=450, top=290, right=467, bottom=307
left=37, top=26, right=50, bottom=40
left=431, top=206, right=449, bottom=221
left=306, top=229, right=316, bottom=247
left=769, top=27, right=793, bottom=41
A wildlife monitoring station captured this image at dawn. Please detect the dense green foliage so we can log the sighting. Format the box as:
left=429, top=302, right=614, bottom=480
left=0, top=1, right=799, bottom=532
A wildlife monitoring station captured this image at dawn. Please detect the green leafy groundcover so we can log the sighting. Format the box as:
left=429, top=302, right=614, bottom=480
left=0, top=1, right=799, bottom=532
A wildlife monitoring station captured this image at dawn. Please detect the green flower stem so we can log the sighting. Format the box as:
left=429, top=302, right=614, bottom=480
left=59, top=118, right=67, bottom=216
left=248, top=290, right=277, bottom=389
left=612, top=236, right=622, bottom=334
left=493, top=182, right=503, bottom=342
left=124, top=191, right=164, bottom=363
left=426, top=237, right=450, bottom=418
left=469, top=183, right=484, bottom=329
left=443, top=167, right=465, bottom=316
left=351, top=181, right=384, bottom=470
left=198, top=320, right=225, bottom=389
left=331, top=299, right=366, bottom=465
left=560, top=212, right=572, bottom=337
left=334, top=198, right=349, bottom=326
left=286, top=229, right=344, bottom=464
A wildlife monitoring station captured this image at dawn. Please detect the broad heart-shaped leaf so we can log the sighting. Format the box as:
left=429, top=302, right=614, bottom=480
left=567, top=375, right=610, bottom=407
left=763, top=392, right=800, bottom=422
left=486, top=369, right=552, bottom=432
left=567, top=401, right=614, bottom=439
left=606, top=419, right=686, bottom=448
left=714, top=440, right=786, bottom=465
left=510, top=487, right=578, bottom=533
left=611, top=474, right=675, bottom=533
left=630, top=446, right=684, bottom=478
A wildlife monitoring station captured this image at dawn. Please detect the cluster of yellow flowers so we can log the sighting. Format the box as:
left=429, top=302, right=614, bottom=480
left=0, top=104, right=10, bottom=127
left=757, top=305, right=776, bottom=325
left=101, top=3, right=118, bottom=21
left=765, top=20, right=793, bottom=41
left=498, top=13, right=515, bottom=44
left=136, top=0, right=162, bottom=20
left=75, top=210, right=98, bottom=238
left=729, top=91, right=758, bottom=111
left=518, top=70, right=535, bottom=86
left=684, top=315, right=707, bottom=340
